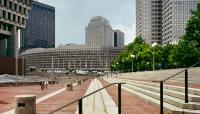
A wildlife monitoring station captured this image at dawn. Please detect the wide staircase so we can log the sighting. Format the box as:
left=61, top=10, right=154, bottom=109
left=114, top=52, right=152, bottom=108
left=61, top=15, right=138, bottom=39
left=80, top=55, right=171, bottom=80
left=105, top=71, right=200, bottom=114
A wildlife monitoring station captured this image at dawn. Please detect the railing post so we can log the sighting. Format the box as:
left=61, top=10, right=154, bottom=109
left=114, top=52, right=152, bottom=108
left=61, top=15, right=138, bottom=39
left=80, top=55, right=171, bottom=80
left=185, top=69, right=188, bottom=103
left=79, top=99, right=82, bottom=114
left=118, top=83, right=122, bottom=114
left=160, top=81, right=163, bottom=114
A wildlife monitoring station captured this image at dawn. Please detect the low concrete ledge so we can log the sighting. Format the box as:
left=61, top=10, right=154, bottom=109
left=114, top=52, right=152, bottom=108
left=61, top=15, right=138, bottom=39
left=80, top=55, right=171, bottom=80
left=65, top=84, right=73, bottom=91
left=0, top=81, right=56, bottom=87
left=78, top=80, right=82, bottom=85
left=15, top=95, right=36, bottom=114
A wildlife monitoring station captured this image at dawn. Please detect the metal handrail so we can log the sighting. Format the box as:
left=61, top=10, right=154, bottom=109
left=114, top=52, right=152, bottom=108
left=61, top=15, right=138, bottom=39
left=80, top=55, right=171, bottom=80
left=48, top=82, right=125, bottom=114
left=152, top=61, right=200, bottom=114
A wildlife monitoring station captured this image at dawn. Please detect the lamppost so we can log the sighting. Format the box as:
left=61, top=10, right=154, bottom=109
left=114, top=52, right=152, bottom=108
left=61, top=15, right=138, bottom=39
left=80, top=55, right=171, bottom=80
left=131, top=54, right=135, bottom=73
left=116, top=62, right=119, bottom=77
left=147, top=62, right=150, bottom=71
left=121, top=59, right=125, bottom=76
left=152, top=42, right=157, bottom=71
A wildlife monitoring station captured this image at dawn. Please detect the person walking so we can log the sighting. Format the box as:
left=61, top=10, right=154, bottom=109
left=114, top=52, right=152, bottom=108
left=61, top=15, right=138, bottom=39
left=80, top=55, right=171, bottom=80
left=44, top=81, right=49, bottom=90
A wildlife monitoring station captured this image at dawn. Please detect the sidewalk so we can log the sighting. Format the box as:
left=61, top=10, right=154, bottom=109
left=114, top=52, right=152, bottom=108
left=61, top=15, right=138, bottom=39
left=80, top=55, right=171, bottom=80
left=1, top=80, right=90, bottom=114
left=0, top=84, right=62, bottom=113
left=75, top=78, right=118, bottom=114
left=36, top=81, right=90, bottom=114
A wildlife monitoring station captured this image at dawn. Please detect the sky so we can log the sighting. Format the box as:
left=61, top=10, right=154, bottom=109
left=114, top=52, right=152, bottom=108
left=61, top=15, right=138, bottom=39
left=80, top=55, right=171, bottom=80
left=36, top=0, right=136, bottom=47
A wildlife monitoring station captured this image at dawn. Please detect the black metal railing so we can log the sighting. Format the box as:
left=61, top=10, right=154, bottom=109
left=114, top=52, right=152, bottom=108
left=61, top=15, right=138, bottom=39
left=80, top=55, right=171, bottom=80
left=153, top=61, right=200, bottom=114
left=47, top=82, right=125, bottom=114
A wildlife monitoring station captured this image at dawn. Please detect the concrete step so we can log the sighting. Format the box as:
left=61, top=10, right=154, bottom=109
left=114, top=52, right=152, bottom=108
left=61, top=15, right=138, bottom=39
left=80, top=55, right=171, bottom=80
left=110, top=78, right=200, bottom=110
left=115, top=78, right=200, bottom=96
left=112, top=78, right=200, bottom=110
left=105, top=78, right=200, bottom=114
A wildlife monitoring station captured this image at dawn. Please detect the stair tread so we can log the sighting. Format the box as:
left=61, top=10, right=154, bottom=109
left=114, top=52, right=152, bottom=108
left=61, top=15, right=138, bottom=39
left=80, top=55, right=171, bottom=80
left=106, top=78, right=200, bottom=113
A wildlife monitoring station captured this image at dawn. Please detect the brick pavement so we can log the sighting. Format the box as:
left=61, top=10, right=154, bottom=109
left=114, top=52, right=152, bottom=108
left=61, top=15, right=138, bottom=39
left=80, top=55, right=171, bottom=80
left=36, top=80, right=90, bottom=114
left=0, top=84, right=62, bottom=113
left=100, top=79, right=160, bottom=114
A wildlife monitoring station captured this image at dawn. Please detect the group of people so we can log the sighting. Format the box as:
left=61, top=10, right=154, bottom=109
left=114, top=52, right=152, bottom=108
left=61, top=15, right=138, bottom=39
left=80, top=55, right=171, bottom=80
left=40, top=81, right=49, bottom=90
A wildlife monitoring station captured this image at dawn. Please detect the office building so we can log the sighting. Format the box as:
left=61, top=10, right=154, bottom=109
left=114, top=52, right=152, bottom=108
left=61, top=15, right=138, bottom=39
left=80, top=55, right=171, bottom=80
left=20, top=1, right=55, bottom=52
left=21, top=45, right=123, bottom=71
left=136, top=0, right=162, bottom=44
left=0, top=0, right=32, bottom=57
left=162, top=0, right=200, bottom=44
left=114, top=30, right=124, bottom=48
left=86, top=16, right=114, bottom=48
left=136, top=0, right=200, bottom=44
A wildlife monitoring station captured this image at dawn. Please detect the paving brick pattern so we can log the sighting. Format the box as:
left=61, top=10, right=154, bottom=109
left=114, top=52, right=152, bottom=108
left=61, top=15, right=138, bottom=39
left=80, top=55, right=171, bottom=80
left=36, top=81, right=90, bottom=114
left=0, top=84, right=62, bottom=113
left=100, top=79, right=160, bottom=114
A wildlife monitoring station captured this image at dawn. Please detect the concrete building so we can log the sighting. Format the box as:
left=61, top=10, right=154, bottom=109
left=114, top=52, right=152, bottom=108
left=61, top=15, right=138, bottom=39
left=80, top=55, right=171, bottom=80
left=136, top=0, right=200, bottom=45
left=20, top=1, right=55, bottom=52
left=21, top=45, right=123, bottom=71
left=114, top=30, right=124, bottom=48
left=0, top=0, right=32, bottom=57
left=162, top=0, right=200, bottom=44
left=136, top=0, right=162, bottom=44
left=86, top=16, right=114, bottom=48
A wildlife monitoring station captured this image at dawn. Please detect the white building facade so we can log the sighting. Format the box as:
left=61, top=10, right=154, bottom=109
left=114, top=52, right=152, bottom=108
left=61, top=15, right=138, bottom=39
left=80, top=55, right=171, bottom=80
left=21, top=45, right=123, bottom=71
left=136, top=0, right=200, bottom=45
left=136, top=0, right=162, bottom=44
left=162, top=0, right=200, bottom=44
left=86, top=16, right=124, bottom=48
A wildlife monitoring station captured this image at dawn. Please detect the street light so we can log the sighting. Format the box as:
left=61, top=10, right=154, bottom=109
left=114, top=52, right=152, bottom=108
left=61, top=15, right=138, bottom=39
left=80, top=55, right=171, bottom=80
left=116, top=62, right=119, bottom=77
left=152, top=42, right=157, bottom=71
left=121, top=59, right=125, bottom=76
left=130, top=54, right=135, bottom=73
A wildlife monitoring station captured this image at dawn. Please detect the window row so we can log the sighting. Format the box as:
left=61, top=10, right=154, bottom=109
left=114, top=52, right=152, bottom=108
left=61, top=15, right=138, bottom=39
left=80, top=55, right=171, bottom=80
left=0, top=10, right=26, bottom=25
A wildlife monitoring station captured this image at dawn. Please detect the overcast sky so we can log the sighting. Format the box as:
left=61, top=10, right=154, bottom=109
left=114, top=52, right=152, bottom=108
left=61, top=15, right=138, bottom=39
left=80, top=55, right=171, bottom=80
left=36, top=0, right=136, bottom=47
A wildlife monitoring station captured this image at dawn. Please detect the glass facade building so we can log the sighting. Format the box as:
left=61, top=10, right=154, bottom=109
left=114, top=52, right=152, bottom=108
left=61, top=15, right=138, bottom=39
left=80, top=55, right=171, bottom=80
left=20, top=1, right=55, bottom=52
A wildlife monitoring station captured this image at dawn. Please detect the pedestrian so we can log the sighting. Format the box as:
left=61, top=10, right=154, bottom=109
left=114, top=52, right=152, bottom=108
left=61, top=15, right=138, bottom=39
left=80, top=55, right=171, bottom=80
left=45, top=81, right=49, bottom=90
left=41, top=81, right=45, bottom=90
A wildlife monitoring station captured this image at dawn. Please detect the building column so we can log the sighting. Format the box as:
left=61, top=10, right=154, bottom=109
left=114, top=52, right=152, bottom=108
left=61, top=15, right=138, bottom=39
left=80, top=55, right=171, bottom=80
left=0, top=38, right=7, bottom=56
left=7, top=26, right=18, bottom=57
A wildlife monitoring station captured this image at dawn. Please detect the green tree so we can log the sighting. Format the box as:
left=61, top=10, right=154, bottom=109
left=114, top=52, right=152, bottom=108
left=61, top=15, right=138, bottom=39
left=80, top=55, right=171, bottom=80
left=184, top=3, right=200, bottom=47
left=169, top=40, right=200, bottom=67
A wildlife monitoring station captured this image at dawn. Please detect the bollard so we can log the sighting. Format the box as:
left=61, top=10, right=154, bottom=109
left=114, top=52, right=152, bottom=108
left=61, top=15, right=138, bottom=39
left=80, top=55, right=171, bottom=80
left=65, top=84, right=73, bottom=91
left=15, top=95, right=36, bottom=114
left=78, top=80, right=82, bottom=85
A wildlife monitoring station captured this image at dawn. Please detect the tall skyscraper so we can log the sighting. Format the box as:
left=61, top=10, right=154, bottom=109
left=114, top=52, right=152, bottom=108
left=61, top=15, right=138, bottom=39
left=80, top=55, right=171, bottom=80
left=136, top=0, right=200, bottom=45
left=136, top=0, right=162, bottom=44
left=0, top=0, right=32, bottom=57
left=86, top=16, right=124, bottom=48
left=86, top=16, right=114, bottom=48
left=114, top=30, right=124, bottom=48
left=162, top=0, right=200, bottom=44
left=20, top=1, right=55, bottom=52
